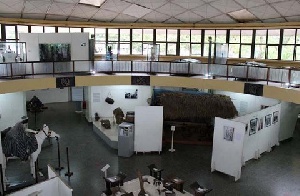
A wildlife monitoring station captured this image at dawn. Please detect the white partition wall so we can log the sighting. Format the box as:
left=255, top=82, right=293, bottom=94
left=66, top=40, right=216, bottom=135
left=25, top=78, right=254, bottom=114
left=19, top=33, right=89, bottom=62
left=279, top=102, right=300, bottom=141
left=0, top=92, right=26, bottom=131
left=26, top=88, right=70, bottom=104
left=134, top=106, right=163, bottom=153
left=211, top=117, right=246, bottom=181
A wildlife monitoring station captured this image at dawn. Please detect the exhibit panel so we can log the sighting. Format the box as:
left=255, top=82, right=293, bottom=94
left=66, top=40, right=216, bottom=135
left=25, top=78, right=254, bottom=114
left=234, top=104, right=281, bottom=162
left=0, top=92, right=26, bottom=131
left=134, top=106, right=163, bottom=153
left=211, top=117, right=246, bottom=181
left=279, top=102, right=300, bottom=141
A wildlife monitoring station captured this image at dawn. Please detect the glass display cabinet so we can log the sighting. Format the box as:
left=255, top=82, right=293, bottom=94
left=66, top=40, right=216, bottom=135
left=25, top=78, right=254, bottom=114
left=0, top=42, right=27, bottom=63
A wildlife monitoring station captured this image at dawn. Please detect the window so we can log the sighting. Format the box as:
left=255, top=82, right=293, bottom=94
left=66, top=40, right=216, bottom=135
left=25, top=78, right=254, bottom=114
left=204, top=30, right=215, bottom=56
left=17, top=25, right=28, bottom=39
left=267, top=29, right=280, bottom=59
left=132, top=29, right=153, bottom=55
left=240, top=30, right=253, bottom=58
left=191, top=30, right=201, bottom=56
left=70, top=28, right=81, bottom=33
left=108, top=29, right=119, bottom=54
left=31, top=26, right=43, bottom=33
left=83, top=28, right=94, bottom=39
left=6, top=25, right=16, bottom=39
left=255, top=30, right=267, bottom=59
left=44, top=26, right=56, bottom=33
left=95, top=28, right=106, bottom=54
left=216, top=30, right=226, bottom=43
left=120, top=29, right=130, bottom=54
left=58, top=27, right=69, bottom=33
left=268, top=29, right=280, bottom=44
left=281, top=29, right=296, bottom=60
left=180, top=30, right=190, bottom=56
left=228, top=30, right=240, bottom=58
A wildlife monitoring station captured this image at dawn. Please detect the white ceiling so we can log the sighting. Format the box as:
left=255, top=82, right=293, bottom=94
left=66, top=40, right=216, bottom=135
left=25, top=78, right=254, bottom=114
left=0, top=0, right=299, bottom=24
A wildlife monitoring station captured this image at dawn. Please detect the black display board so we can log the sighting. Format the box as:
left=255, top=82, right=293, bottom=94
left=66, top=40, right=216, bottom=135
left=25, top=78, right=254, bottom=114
left=244, top=83, right=263, bottom=96
left=56, top=77, right=75, bottom=88
left=131, top=76, right=150, bottom=86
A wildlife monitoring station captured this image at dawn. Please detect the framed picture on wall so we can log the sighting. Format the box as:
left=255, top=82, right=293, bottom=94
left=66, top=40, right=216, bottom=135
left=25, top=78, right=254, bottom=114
left=265, top=114, right=272, bottom=127
left=273, top=111, right=279, bottom=124
left=258, top=117, right=264, bottom=131
left=223, top=126, right=234, bottom=142
left=249, top=118, right=258, bottom=136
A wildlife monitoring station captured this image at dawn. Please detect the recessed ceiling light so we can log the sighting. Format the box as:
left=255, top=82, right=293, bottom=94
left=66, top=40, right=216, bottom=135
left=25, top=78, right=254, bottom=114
left=79, top=0, right=106, bottom=7
left=228, top=9, right=257, bottom=23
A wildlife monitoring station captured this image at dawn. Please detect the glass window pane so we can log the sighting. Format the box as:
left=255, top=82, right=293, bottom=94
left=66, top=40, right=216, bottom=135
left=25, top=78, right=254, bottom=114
left=241, top=45, right=251, bottom=58
left=267, top=46, right=278, bottom=59
left=283, top=29, right=295, bottom=44
left=180, top=30, right=190, bottom=42
left=0, top=25, right=1, bottom=39
left=17, top=25, right=28, bottom=39
left=6, top=26, right=16, bottom=39
left=167, top=29, right=177, bottom=42
left=216, top=30, right=226, bottom=43
left=255, top=30, right=267, bottom=44
left=228, top=44, right=240, bottom=58
left=295, top=46, right=300, bottom=60
left=204, top=30, right=215, bottom=43
left=156, top=29, right=166, bottom=41
left=95, top=42, right=106, bottom=54
left=31, top=26, right=43, bottom=33
left=44, top=26, right=55, bottom=33
left=132, top=42, right=142, bottom=54
left=203, top=43, right=214, bottom=56
left=95, top=28, right=106, bottom=41
left=167, top=43, right=176, bottom=55
left=143, top=29, right=153, bottom=41
left=254, top=45, right=266, bottom=59
left=296, top=30, right=300, bottom=44
left=159, top=43, right=166, bottom=55
left=58, top=27, right=69, bottom=33
left=191, top=44, right=201, bottom=56
left=143, top=43, right=150, bottom=55
left=191, top=30, right=201, bottom=42
left=120, top=29, right=130, bottom=41
left=70, top=28, right=81, bottom=33
left=230, top=30, right=240, bottom=43
left=241, top=30, right=253, bottom=43
left=108, top=29, right=118, bottom=41
left=281, top=45, right=294, bottom=60
left=268, top=29, right=280, bottom=44
left=120, top=43, right=130, bottom=54
left=84, top=28, right=94, bottom=39
left=107, top=42, right=118, bottom=54
left=132, top=29, right=142, bottom=41
left=180, top=43, right=190, bottom=56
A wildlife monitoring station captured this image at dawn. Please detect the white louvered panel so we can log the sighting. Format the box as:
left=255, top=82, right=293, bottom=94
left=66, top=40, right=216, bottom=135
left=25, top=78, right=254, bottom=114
left=94, top=61, right=112, bottom=72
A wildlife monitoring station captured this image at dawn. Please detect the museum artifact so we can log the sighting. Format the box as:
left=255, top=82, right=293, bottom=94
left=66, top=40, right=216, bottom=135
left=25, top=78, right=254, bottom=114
left=147, top=164, right=163, bottom=181
left=103, top=172, right=127, bottom=195
left=105, top=93, right=114, bottom=105
left=101, top=119, right=111, bottom=129
left=113, top=107, right=124, bottom=124
left=137, top=170, right=147, bottom=196
left=124, top=111, right=135, bottom=123
left=190, top=181, right=212, bottom=196
left=95, top=112, right=100, bottom=121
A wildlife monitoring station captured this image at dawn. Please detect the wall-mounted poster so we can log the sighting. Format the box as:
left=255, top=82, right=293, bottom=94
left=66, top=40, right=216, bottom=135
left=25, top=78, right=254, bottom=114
left=249, top=118, right=258, bottom=136
left=125, top=89, right=138, bottom=99
left=265, top=114, right=272, bottom=127
left=258, top=117, right=264, bottom=131
left=39, top=43, right=71, bottom=62
left=223, top=126, right=234, bottom=141
left=273, top=111, right=279, bottom=124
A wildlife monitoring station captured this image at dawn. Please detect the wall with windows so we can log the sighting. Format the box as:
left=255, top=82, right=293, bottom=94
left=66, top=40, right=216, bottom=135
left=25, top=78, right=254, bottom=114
left=2, top=22, right=300, bottom=62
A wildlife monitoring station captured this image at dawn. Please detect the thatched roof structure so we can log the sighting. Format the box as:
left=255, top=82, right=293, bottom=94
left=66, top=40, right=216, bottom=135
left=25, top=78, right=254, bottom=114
left=156, top=92, right=238, bottom=122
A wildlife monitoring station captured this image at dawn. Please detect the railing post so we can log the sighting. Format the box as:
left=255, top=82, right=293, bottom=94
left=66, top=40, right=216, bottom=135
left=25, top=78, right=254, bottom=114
left=150, top=61, right=152, bottom=74
left=226, top=64, right=229, bottom=80
left=131, top=60, right=133, bottom=73
left=266, top=67, right=270, bottom=85
left=288, top=68, right=292, bottom=85
left=188, top=62, right=190, bottom=77
left=10, top=63, right=13, bottom=79
left=72, top=61, right=75, bottom=76
left=111, top=60, right=114, bottom=74
left=31, top=62, right=34, bottom=78
left=246, top=65, right=249, bottom=82
left=53, top=61, right=55, bottom=77
left=169, top=62, right=171, bottom=75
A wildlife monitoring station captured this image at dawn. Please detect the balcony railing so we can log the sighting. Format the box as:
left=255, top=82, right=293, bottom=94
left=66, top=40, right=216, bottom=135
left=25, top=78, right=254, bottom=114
left=0, top=60, right=299, bottom=87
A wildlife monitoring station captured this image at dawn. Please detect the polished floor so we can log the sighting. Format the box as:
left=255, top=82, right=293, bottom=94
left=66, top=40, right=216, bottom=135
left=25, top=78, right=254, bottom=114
left=5, top=102, right=300, bottom=196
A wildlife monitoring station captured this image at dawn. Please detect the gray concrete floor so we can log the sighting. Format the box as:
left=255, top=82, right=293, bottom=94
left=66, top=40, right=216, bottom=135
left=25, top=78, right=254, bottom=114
left=5, top=102, right=300, bottom=196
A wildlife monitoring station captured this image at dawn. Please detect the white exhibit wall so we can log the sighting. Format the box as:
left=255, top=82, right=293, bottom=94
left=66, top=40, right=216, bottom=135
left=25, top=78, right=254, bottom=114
left=234, top=104, right=281, bottom=163
left=8, top=177, right=59, bottom=196
left=84, top=86, right=92, bottom=122
left=0, top=92, right=26, bottom=131
left=211, top=117, right=246, bottom=181
left=279, top=102, right=300, bottom=141
left=214, top=90, right=280, bottom=116
left=26, top=88, right=69, bottom=104
left=20, top=33, right=89, bottom=61
left=89, top=85, right=152, bottom=119
left=134, top=106, right=163, bottom=152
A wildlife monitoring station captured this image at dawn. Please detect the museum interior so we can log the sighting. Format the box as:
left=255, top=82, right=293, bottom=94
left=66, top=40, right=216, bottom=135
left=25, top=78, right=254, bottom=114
left=1, top=0, right=300, bottom=195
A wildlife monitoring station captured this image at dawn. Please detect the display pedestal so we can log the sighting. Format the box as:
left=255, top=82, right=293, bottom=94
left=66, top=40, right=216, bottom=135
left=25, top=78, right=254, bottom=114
left=169, top=126, right=176, bottom=152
